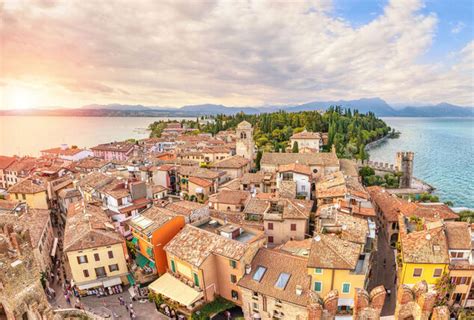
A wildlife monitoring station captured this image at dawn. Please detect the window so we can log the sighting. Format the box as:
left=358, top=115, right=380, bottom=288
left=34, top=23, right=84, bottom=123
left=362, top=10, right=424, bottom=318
left=231, top=290, right=239, bottom=300
left=252, top=302, right=258, bottom=311
left=22, top=194, right=26, bottom=200
left=95, top=267, right=106, bottom=278
left=77, top=255, right=88, bottom=264
left=301, top=185, right=306, bottom=191
left=229, top=260, right=237, bottom=269
left=413, top=268, right=422, bottom=277
left=267, top=223, right=273, bottom=230
left=275, top=273, right=291, bottom=289
left=342, top=283, right=350, bottom=294
left=290, top=224, right=297, bottom=231
left=433, top=268, right=442, bottom=278
left=193, top=273, right=200, bottom=286
left=94, top=253, right=100, bottom=262
left=83, top=269, right=89, bottom=277
left=314, top=281, right=322, bottom=292
left=109, top=264, right=119, bottom=272
left=252, top=266, right=267, bottom=282
left=170, top=260, right=176, bottom=273
left=231, top=274, right=237, bottom=284
left=314, top=268, right=323, bottom=274
left=108, top=251, right=114, bottom=259
left=15, top=194, right=18, bottom=200
left=268, top=236, right=274, bottom=243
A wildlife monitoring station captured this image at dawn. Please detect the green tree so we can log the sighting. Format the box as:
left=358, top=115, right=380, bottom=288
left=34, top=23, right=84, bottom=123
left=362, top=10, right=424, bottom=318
left=292, top=141, right=299, bottom=153
left=255, top=150, right=263, bottom=171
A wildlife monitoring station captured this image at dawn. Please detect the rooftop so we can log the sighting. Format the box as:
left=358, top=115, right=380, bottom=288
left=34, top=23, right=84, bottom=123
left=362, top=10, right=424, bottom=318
left=209, top=190, right=251, bottom=205
left=8, top=178, right=47, bottom=194
left=307, top=233, right=362, bottom=270
left=210, top=155, right=250, bottom=169
left=290, top=130, right=322, bottom=140
left=91, top=142, right=134, bottom=153
left=261, top=152, right=339, bottom=168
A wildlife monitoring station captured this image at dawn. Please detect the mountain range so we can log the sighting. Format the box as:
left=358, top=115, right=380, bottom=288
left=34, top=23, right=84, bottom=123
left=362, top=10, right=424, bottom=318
left=2, top=98, right=472, bottom=117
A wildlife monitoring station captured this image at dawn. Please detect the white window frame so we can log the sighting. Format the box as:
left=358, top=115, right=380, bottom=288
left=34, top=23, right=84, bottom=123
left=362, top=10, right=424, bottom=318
left=314, top=268, right=323, bottom=275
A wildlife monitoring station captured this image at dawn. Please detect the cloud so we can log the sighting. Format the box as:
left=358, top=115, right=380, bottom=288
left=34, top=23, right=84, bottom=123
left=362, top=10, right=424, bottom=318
left=451, top=21, right=466, bottom=34
left=0, top=0, right=472, bottom=108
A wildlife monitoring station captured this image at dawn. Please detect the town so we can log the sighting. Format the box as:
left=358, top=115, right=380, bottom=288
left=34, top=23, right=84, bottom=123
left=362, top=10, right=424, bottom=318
left=0, top=116, right=472, bottom=320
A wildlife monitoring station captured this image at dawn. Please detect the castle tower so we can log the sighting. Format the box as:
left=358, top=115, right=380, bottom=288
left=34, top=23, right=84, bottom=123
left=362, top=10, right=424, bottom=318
left=236, top=121, right=255, bottom=163
left=396, top=151, right=414, bottom=189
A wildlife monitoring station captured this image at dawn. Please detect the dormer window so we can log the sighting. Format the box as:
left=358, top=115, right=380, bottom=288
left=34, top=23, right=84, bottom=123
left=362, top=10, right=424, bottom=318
left=275, top=272, right=290, bottom=289
left=252, top=266, right=267, bottom=282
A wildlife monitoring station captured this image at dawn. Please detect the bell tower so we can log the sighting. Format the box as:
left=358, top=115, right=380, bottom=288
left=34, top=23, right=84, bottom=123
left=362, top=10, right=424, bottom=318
left=236, top=121, right=255, bottom=163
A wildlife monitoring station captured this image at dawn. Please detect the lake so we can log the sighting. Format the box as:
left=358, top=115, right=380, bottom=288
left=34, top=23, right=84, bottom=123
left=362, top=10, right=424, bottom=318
left=0, top=116, right=193, bottom=157
left=369, top=117, right=474, bottom=208
left=1, top=116, right=472, bottom=207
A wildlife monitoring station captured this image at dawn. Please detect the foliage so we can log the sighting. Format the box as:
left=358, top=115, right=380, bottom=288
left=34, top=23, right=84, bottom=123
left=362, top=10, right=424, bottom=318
left=292, top=141, right=299, bottom=153
left=434, top=273, right=455, bottom=307
left=126, top=240, right=137, bottom=258
left=40, top=271, right=47, bottom=289
left=408, top=193, right=440, bottom=203
left=191, top=297, right=235, bottom=320
left=359, top=166, right=375, bottom=178
left=148, top=121, right=168, bottom=138
left=457, top=210, right=474, bottom=222
left=170, top=107, right=390, bottom=159
left=360, top=166, right=400, bottom=188
left=255, top=150, right=263, bottom=170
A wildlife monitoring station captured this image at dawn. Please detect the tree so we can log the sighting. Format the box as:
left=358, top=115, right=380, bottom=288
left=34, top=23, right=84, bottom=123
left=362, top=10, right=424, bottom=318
left=255, top=150, right=263, bottom=170
left=359, top=166, right=375, bottom=178
left=292, top=141, right=299, bottom=153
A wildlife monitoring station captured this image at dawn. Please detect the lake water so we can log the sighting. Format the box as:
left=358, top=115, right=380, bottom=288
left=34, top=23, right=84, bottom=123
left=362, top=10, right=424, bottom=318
left=1, top=116, right=472, bottom=207
left=0, top=116, right=193, bottom=157
left=369, top=118, right=474, bottom=208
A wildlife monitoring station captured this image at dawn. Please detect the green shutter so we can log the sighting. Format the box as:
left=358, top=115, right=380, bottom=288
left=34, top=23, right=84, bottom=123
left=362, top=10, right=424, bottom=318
left=314, top=281, right=322, bottom=292
left=229, top=260, right=237, bottom=268
left=171, top=260, right=176, bottom=273
left=193, top=273, right=200, bottom=286
left=342, top=283, right=350, bottom=293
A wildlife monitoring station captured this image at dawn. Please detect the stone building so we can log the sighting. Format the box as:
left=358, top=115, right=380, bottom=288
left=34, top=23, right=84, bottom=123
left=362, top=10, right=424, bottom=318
left=396, top=151, right=414, bottom=188
left=0, top=220, right=53, bottom=319
left=236, top=121, right=255, bottom=164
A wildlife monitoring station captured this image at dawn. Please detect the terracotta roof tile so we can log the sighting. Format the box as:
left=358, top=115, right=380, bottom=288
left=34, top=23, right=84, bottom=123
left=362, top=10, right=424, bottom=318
left=307, top=233, right=361, bottom=269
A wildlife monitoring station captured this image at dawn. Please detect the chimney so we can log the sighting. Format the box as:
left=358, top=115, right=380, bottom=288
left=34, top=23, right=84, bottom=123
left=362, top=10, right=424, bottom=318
left=245, top=265, right=252, bottom=275
left=295, top=285, right=303, bottom=296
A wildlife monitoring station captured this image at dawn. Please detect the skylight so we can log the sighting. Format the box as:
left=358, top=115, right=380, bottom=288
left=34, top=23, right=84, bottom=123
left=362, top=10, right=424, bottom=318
left=275, top=272, right=291, bottom=289
left=252, top=266, right=267, bottom=282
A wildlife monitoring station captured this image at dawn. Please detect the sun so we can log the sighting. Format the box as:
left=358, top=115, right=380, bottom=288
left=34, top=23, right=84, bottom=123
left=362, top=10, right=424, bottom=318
left=4, top=86, right=37, bottom=110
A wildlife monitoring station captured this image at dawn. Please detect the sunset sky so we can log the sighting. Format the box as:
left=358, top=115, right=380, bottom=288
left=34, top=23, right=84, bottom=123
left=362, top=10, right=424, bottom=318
left=0, top=0, right=473, bottom=110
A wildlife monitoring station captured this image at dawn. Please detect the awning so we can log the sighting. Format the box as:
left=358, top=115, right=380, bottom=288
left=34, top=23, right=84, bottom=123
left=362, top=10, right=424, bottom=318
left=50, top=237, right=58, bottom=257
left=77, top=281, right=102, bottom=290
left=131, top=237, right=138, bottom=245
left=148, top=273, right=203, bottom=307
left=136, top=253, right=149, bottom=268
left=102, top=277, right=122, bottom=287
left=127, top=274, right=136, bottom=286
left=338, top=298, right=354, bottom=307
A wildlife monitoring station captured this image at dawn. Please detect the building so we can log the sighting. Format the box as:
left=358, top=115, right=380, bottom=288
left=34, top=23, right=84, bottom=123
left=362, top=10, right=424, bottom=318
left=57, top=188, right=82, bottom=214
left=397, top=216, right=449, bottom=287
left=76, top=171, right=115, bottom=201
left=40, top=145, right=93, bottom=162
left=128, top=208, right=185, bottom=275
left=444, top=221, right=474, bottom=308
left=8, top=177, right=49, bottom=209
left=276, top=163, right=313, bottom=200
left=209, top=155, right=250, bottom=181
left=187, top=177, right=213, bottom=202
left=177, top=166, right=223, bottom=196
left=236, top=121, right=255, bottom=163
left=240, top=171, right=274, bottom=194
left=165, top=200, right=209, bottom=224
left=209, top=190, right=251, bottom=212
left=396, top=151, right=414, bottom=188
left=290, top=130, right=322, bottom=152
left=0, top=156, right=16, bottom=190
left=64, top=202, right=129, bottom=295
left=263, top=198, right=313, bottom=245
left=149, top=222, right=265, bottom=314
left=71, top=157, right=112, bottom=173
left=260, top=152, right=339, bottom=177
left=238, top=248, right=312, bottom=320
left=91, top=142, right=134, bottom=161
left=307, top=233, right=370, bottom=311
left=4, top=157, right=37, bottom=188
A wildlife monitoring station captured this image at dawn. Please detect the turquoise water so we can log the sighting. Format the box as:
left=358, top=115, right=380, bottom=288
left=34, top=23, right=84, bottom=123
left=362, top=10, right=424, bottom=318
left=368, top=118, right=474, bottom=208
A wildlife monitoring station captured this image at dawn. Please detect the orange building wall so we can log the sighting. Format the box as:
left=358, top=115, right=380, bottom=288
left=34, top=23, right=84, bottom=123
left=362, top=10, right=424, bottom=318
left=152, top=216, right=185, bottom=275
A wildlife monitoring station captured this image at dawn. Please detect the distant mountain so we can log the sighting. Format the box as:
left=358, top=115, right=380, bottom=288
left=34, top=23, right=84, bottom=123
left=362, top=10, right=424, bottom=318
left=2, top=99, right=472, bottom=117
left=396, top=103, right=474, bottom=117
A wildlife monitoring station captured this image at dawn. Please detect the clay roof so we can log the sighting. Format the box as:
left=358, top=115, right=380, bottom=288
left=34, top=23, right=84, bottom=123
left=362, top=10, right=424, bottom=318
left=339, top=159, right=359, bottom=178
left=128, top=208, right=177, bottom=235
left=210, top=155, right=250, bottom=169
left=164, top=224, right=246, bottom=267
left=6, top=157, right=37, bottom=173
left=77, top=172, right=114, bottom=190
left=165, top=201, right=207, bottom=217
left=151, top=184, right=168, bottom=193
left=238, top=248, right=311, bottom=307
left=307, top=233, right=362, bottom=269
left=290, top=130, right=322, bottom=140
left=188, top=176, right=213, bottom=188
left=209, top=190, right=251, bottom=205
left=218, top=178, right=242, bottom=191
left=444, top=221, right=472, bottom=250
left=244, top=198, right=270, bottom=216
left=241, top=172, right=266, bottom=185
left=8, top=178, right=47, bottom=194
left=41, top=147, right=85, bottom=156
left=0, top=199, right=22, bottom=211
left=261, top=152, right=339, bottom=168
left=400, top=221, right=449, bottom=264
left=178, top=166, right=224, bottom=180
left=21, top=208, right=50, bottom=247
left=64, top=202, right=123, bottom=252
left=58, top=188, right=82, bottom=199
left=0, top=156, right=16, bottom=170
left=91, top=142, right=134, bottom=153
left=278, top=163, right=312, bottom=176
left=317, top=208, right=369, bottom=244
left=74, top=157, right=110, bottom=170
left=264, top=198, right=313, bottom=220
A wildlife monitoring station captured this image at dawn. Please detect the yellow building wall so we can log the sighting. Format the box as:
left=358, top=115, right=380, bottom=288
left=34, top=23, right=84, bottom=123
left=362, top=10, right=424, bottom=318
left=167, top=254, right=203, bottom=288
left=400, top=263, right=447, bottom=286
left=66, top=242, right=128, bottom=285
left=308, top=268, right=366, bottom=299
left=11, top=191, right=48, bottom=209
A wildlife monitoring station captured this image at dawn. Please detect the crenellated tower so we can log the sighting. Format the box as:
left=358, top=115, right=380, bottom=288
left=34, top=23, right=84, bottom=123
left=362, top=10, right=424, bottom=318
left=396, top=151, right=414, bottom=188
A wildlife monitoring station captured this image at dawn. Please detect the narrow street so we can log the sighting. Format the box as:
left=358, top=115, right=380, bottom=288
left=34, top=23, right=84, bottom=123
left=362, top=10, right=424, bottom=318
left=367, top=229, right=397, bottom=316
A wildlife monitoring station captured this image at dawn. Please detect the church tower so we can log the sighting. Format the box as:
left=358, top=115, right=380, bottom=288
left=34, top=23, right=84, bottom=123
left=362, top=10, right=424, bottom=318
left=236, top=120, right=255, bottom=163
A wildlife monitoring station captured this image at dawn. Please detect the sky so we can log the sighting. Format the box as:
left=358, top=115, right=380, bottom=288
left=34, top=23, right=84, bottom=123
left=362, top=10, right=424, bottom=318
left=0, top=0, right=473, bottom=110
